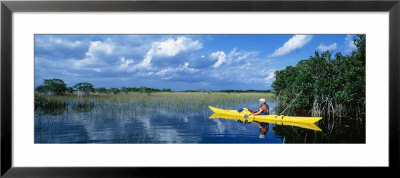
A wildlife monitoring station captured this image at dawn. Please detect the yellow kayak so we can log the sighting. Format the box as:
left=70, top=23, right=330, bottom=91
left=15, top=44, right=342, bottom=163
left=209, top=106, right=322, bottom=124
left=209, top=113, right=322, bottom=131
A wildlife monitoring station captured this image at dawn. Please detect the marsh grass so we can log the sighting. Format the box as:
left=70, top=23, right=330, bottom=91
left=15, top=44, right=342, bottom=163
left=36, top=92, right=275, bottom=114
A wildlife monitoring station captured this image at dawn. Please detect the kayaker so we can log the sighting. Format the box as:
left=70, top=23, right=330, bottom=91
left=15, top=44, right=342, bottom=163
left=250, top=98, right=269, bottom=116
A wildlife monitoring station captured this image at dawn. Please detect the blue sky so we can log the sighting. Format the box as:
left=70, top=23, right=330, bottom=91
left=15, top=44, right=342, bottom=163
left=34, top=34, right=358, bottom=91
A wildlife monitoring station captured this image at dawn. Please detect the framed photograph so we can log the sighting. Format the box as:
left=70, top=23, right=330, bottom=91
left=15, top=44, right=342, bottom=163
left=1, top=0, right=399, bottom=177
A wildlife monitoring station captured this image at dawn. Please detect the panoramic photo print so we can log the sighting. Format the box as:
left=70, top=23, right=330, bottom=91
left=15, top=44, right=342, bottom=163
left=34, top=34, right=366, bottom=143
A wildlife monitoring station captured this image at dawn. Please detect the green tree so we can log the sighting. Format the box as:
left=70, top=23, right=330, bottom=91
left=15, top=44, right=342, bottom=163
left=162, top=88, right=172, bottom=92
left=41, top=78, right=67, bottom=95
left=138, top=86, right=152, bottom=96
left=95, top=87, right=107, bottom=94
left=108, top=88, right=120, bottom=94
left=120, top=87, right=130, bottom=94
left=35, top=85, right=50, bottom=94
left=66, top=87, right=74, bottom=94
left=73, top=82, right=95, bottom=96
left=353, top=34, right=366, bottom=63
left=128, top=87, right=139, bottom=92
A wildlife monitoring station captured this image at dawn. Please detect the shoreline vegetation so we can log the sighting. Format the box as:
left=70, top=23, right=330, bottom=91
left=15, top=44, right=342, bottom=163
left=272, top=35, right=365, bottom=131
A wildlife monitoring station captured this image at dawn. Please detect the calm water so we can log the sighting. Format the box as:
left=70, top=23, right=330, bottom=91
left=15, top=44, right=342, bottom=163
left=34, top=99, right=365, bottom=144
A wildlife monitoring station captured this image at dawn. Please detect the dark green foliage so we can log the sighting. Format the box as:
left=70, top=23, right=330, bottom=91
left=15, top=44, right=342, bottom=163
left=138, top=86, right=152, bottom=96
left=108, top=88, right=120, bottom=94
left=34, top=96, right=48, bottom=111
left=272, top=35, right=365, bottom=120
left=130, top=87, right=140, bottom=92
left=161, top=88, right=172, bottom=92
left=66, top=87, right=74, bottom=94
left=95, top=87, right=107, bottom=94
left=35, top=85, right=50, bottom=94
left=120, top=87, right=129, bottom=94
left=72, top=102, right=95, bottom=113
left=34, top=96, right=67, bottom=116
left=38, top=78, right=67, bottom=95
left=73, top=82, right=95, bottom=96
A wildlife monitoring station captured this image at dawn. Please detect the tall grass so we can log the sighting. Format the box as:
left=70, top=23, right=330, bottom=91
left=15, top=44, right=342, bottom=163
left=35, top=92, right=275, bottom=116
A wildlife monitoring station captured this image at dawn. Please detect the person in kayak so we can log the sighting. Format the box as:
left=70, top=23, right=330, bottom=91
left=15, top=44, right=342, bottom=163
left=250, top=98, right=269, bottom=116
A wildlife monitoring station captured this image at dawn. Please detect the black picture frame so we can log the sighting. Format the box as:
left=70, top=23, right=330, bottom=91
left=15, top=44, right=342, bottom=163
left=1, top=0, right=399, bottom=177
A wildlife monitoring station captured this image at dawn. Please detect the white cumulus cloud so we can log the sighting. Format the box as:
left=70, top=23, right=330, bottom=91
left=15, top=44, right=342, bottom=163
left=152, top=36, right=202, bottom=57
left=118, top=57, right=134, bottom=71
left=210, top=51, right=226, bottom=68
left=85, top=41, right=114, bottom=57
left=269, top=35, right=313, bottom=58
left=155, top=62, right=199, bottom=80
left=72, top=41, right=115, bottom=69
left=210, top=48, right=257, bottom=68
left=317, top=42, right=337, bottom=51
left=128, top=36, right=202, bottom=72
left=265, top=70, right=276, bottom=82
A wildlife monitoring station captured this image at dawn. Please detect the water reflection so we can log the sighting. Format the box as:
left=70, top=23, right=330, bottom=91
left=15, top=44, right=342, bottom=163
left=35, top=104, right=284, bottom=143
left=34, top=100, right=363, bottom=144
left=254, top=122, right=269, bottom=139
left=72, top=102, right=95, bottom=113
left=237, top=120, right=270, bottom=139
left=273, top=116, right=365, bottom=143
left=35, top=98, right=67, bottom=116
